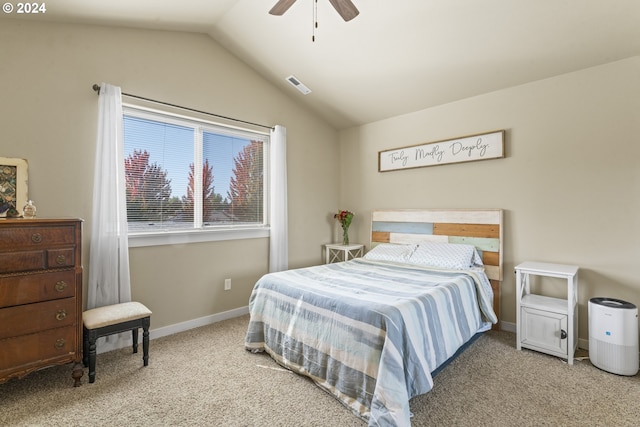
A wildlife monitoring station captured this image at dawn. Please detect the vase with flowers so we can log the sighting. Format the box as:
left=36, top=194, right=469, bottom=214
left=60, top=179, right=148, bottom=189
left=334, top=210, right=354, bottom=245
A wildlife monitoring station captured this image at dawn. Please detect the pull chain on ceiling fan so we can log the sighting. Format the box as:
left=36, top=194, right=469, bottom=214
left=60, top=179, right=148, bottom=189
left=313, top=0, right=318, bottom=42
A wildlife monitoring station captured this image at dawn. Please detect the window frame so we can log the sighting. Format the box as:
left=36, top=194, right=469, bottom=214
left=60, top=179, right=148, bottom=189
left=122, top=104, right=271, bottom=248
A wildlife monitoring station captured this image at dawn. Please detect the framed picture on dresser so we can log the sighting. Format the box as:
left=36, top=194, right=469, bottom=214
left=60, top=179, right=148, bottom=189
left=0, top=157, right=28, bottom=218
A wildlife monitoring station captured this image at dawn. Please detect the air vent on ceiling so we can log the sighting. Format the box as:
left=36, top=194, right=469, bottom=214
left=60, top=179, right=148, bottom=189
left=286, top=75, right=312, bottom=95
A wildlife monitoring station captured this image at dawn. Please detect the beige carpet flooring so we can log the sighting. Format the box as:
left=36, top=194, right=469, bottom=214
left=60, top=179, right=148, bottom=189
left=1, top=315, right=639, bottom=426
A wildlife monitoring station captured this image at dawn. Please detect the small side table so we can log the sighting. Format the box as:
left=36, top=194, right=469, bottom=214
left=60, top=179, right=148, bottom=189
left=324, top=243, right=364, bottom=264
left=515, top=261, right=579, bottom=365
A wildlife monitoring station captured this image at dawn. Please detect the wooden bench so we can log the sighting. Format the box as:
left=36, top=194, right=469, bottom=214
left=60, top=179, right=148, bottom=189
left=82, top=302, right=152, bottom=384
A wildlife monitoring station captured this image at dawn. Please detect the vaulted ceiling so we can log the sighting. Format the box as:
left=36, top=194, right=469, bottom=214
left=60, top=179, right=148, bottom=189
left=4, top=0, right=640, bottom=129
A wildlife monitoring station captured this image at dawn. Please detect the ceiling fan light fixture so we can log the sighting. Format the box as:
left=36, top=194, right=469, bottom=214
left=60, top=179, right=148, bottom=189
left=286, top=75, right=312, bottom=95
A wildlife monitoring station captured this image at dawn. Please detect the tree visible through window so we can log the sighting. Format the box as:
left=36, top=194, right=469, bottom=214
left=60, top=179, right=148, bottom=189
left=124, top=149, right=176, bottom=223
left=229, top=141, right=263, bottom=223
left=122, top=107, right=268, bottom=234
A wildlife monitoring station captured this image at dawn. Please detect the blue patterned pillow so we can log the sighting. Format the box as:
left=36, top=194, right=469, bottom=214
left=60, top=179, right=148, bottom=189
left=363, top=244, right=417, bottom=263
left=409, top=241, right=482, bottom=270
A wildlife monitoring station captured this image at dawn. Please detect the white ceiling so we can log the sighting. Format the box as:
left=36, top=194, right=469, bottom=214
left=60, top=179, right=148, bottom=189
left=5, top=0, right=640, bottom=129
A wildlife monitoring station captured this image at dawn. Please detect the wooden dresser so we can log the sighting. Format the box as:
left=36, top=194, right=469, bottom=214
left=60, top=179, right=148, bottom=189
left=0, top=218, right=84, bottom=386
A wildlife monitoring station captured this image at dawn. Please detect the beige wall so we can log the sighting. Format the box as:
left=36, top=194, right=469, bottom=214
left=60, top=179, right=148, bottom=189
left=339, top=56, right=640, bottom=341
left=0, top=20, right=340, bottom=329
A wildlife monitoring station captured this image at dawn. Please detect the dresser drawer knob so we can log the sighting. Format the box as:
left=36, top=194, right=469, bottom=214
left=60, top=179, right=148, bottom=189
left=56, top=310, right=67, bottom=321
left=55, top=255, right=67, bottom=265
left=54, top=339, right=66, bottom=349
left=55, top=281, right=67, bottom=292
left=31, top=233, right=42, bottom=243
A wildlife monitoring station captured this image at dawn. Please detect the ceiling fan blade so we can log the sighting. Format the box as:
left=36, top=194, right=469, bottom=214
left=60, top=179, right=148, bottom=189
left=269, top=0, right=297, bottom=16
left=327, top=0, right=359, bottom=21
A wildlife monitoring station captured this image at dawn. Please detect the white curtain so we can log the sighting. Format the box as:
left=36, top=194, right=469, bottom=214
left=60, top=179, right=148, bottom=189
left=87, top=83, right=132, bottom=309
left=269, top=125, right=288, bottom=272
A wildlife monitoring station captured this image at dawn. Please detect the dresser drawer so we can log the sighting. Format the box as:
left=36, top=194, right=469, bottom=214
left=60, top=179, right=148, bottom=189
left=0, top=270, right=76, bottom=308
left=0, top=325, right=77, bottom=372
left=0, top=250, right=45, bottom=273
left=0, top=298, right=77, bottom=339
left=0, top=247, right=75, bottom=274
left=46, top=248, right=75, bottom=268
left=0, top=225, right=76, bottom=250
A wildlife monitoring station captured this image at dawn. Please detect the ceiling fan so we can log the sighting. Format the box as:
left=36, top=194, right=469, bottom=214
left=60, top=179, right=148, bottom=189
left=269, top=0, right=359, bottom=22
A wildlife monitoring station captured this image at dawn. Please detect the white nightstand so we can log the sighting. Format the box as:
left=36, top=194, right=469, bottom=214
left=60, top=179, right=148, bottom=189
left=324, top=243, right=364, bottom=264
left=515, top=261, right=579, bottom=364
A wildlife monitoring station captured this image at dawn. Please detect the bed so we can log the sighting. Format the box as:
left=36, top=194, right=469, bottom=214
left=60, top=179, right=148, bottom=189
left=245, top=209, right=503, bottom=426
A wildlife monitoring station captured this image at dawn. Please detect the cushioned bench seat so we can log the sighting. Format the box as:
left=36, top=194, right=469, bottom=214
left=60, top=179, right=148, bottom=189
left=83, top=302, right=152, bottom=383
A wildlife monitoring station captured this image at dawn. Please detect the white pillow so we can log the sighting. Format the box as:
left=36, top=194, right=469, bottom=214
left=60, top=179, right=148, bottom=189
left=363, top=244, right=417, bottom=263
left=408, top=241, right=482, bottom=270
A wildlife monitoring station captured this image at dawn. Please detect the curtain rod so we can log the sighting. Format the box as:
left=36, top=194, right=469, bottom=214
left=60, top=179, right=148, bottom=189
left=92, top=84, right=274, bottom=130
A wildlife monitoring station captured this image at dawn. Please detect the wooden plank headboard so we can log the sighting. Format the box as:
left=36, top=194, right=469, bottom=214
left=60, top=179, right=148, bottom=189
left=371, top=209, right=503, bottom=326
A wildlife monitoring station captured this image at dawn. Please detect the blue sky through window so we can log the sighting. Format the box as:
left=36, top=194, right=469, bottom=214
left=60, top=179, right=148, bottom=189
left=204, top=132, right=248, bottom=201
left=123, top=116, right=248, bottom=201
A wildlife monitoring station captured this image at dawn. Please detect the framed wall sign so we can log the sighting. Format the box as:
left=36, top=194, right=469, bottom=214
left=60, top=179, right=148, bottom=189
left=378, top=130, right=505, bottom=172
left=0, top=157, right=28, bottom=218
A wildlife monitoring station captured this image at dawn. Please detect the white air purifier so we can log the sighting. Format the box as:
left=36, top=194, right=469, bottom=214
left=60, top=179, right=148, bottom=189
left=589, top=297, right=639, bottom=376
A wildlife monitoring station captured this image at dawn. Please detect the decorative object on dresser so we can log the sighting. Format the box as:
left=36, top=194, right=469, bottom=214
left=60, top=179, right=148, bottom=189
left=22, top=200, right=37, bottom=219
left=0, top=157, right=29, bottom=219
left=0, top=218, right=84, bottom=386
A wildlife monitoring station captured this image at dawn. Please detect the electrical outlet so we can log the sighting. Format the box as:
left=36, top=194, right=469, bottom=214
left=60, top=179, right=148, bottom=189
left=224, top=278, right=231, bottom=291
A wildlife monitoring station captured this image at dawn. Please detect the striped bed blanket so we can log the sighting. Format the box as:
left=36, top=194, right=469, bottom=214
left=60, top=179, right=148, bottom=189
left=244, top=258, right=497, bottom=426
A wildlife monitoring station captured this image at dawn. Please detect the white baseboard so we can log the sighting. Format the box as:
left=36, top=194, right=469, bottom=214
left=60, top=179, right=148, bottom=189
left=96, top=306, right=250, bottom=354
left=498, top=320, right=589, bottom=350
left=500, top=320, right=516, bottom=333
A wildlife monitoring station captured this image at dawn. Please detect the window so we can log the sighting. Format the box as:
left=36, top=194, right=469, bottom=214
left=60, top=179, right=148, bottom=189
left=122, top=106, right=269, bottom=246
